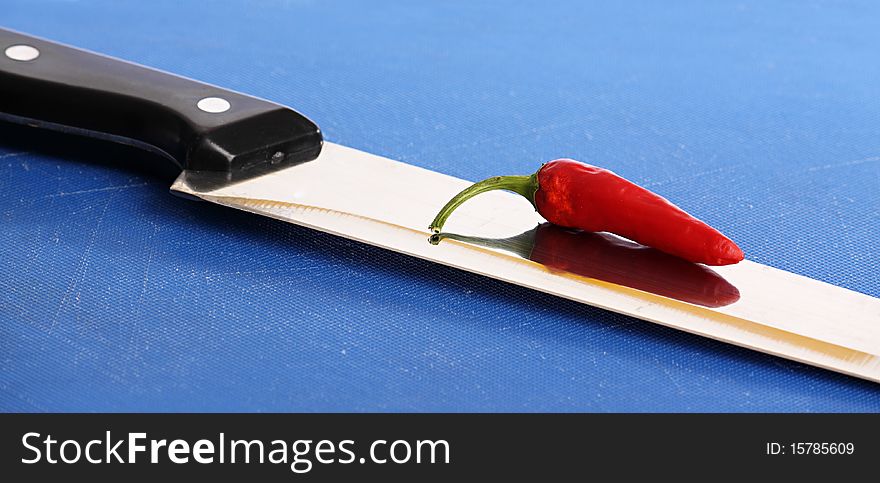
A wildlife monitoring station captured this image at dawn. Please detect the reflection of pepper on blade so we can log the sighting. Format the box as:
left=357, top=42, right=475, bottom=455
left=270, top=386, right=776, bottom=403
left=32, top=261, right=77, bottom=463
left=431, top=223, right=740, bottom=308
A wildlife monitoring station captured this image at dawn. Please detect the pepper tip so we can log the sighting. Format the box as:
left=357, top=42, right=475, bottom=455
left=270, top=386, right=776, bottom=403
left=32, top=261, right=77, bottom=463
left=711, top=240, right=745, bottom=265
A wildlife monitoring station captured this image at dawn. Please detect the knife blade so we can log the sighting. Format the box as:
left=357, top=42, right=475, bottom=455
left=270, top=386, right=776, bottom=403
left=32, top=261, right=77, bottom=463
left=3, top=28, right=879, bottom=382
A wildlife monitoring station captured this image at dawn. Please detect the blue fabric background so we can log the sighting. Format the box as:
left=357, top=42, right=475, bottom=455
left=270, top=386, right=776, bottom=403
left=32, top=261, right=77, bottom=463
left=2, top=1, right=879, bottom=412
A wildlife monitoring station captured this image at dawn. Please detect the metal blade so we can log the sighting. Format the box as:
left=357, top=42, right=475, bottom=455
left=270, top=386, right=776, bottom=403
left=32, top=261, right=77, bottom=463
left=171, top=142, right=880, bottom=383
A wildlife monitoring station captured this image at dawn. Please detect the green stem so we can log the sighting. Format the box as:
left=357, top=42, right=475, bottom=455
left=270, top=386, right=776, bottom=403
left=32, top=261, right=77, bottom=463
left=428, top=174, right=539, bottom=233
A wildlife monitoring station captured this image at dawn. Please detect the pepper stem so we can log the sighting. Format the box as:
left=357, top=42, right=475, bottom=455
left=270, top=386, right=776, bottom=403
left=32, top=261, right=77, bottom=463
left=429, top=174, right=539, bottom=233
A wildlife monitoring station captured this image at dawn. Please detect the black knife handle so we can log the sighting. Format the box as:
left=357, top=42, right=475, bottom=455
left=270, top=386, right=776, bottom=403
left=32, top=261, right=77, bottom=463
left=0, top=28, right=322, bottom=173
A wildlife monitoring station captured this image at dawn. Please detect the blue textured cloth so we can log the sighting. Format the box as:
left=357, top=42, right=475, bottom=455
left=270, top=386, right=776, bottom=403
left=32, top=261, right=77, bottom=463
left=2, top=1, right=879, bottom=412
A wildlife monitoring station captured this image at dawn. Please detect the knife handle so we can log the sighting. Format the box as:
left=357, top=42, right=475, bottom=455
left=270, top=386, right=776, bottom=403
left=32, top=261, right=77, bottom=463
left=0, top=28, right=322, bottom=173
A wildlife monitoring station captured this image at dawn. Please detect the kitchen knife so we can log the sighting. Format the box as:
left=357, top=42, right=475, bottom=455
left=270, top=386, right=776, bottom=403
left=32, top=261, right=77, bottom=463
left=2, top=28, right=878, bottom=382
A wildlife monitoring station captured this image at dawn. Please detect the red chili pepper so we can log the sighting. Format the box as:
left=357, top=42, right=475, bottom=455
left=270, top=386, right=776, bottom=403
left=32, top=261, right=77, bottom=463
left=429, top=159, right=744, bottom=266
